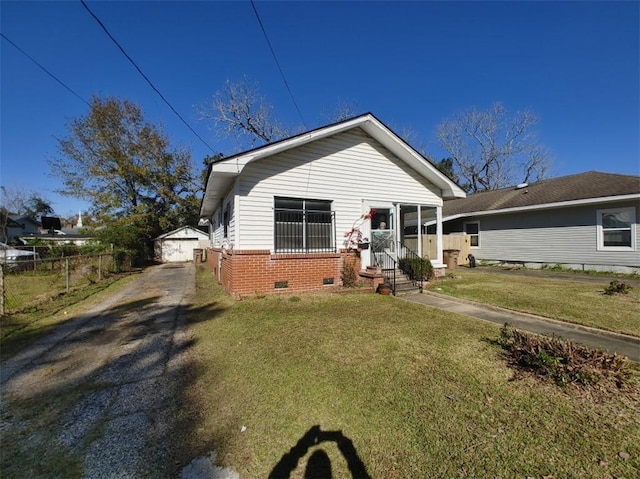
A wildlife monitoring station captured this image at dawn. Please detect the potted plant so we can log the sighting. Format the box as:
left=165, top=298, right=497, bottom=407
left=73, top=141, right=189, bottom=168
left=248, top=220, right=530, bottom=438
left=344, top=209, right=376, bottom=249
left=377, top=282, right=393, bottom=295
left=357, top=237, right=370, bottom=250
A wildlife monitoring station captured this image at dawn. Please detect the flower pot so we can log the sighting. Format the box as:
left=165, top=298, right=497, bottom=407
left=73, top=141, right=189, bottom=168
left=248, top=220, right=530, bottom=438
left=377, top=283, right=392, bottom=295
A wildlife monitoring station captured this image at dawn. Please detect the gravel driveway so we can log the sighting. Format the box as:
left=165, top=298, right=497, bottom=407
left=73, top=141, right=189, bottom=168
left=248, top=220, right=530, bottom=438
left=1, top=263, right=196, bottom=478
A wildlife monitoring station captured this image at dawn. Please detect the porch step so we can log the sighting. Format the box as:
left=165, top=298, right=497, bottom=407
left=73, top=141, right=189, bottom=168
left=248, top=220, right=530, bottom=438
left=394, top=279, right=421, bottom=296
left=382, top=268, right=422, bottom=295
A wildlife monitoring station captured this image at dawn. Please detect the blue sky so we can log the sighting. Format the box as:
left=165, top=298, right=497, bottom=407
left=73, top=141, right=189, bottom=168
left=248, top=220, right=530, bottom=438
left=1, top=1, right=638, bottom=217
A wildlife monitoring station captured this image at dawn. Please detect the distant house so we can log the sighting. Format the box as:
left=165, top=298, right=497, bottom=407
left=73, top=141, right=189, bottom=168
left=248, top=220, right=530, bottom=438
left=199, top=113, right=466, bottom=297
left=21, top=231, right=96, bottom=246
left=442, top=171, right=640, bottom=274
left=10, top=215, right=42, bottom=236
left=1, top=214, right=22, bottom=243
left=154, top=226, right=209, bottom=263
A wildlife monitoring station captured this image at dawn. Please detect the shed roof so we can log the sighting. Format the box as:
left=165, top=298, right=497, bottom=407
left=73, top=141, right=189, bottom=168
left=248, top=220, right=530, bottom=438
left=154, top=226, right=209, bottom=241
left=443, top=171, right=640, bottom=219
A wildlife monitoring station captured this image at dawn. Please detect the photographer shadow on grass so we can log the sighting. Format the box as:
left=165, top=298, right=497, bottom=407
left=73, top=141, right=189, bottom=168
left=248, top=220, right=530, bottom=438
left=269, top=425, right=371, bottom=479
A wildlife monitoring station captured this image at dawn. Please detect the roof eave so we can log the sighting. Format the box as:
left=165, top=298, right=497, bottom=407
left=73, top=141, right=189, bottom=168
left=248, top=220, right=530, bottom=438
left=199, top=113, right=466, bottom=217
left=443, top=193, right=640, bottom=221
left=200, top=170, right=237, bottom=218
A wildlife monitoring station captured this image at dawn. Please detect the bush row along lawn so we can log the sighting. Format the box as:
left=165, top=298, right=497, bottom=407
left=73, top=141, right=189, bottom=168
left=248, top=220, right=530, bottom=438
left=432, top=269, right=640, bottom=337
left=183, top=267, right=640, bottom=478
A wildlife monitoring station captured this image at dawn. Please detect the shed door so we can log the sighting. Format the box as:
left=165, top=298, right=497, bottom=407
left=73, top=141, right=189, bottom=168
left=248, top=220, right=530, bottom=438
left=163, top=238, right=198, bottom=262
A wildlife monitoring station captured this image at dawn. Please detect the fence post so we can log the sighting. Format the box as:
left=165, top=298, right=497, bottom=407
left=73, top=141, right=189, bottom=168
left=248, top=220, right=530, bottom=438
left=0, top=265, right=5, bottom=316
left=33, top=246, right=37, bottom=271
left=65, top=258, right=70, bottom=293
left=98, top=254, right=102, bottom=282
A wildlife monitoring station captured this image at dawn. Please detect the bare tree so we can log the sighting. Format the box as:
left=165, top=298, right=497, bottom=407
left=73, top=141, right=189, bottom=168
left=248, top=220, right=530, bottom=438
left=0, top=186, right=27, bottom=243
left=197, top=78, right=291, bottom=152
left=0, top=187, right=54, bottom=242
left=436, top=103, right=550, bottom=193
left=0, top=186, right=29, bottom=216
left=322, top=99, right=361, bottom=123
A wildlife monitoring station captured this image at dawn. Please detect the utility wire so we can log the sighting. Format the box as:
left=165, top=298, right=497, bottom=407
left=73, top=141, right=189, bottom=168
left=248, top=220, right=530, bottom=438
left=1, top=33, right=90, bottom=107
left=80, top=0, right=215, bottom=153
left=250, top=0, right=306, bottom=128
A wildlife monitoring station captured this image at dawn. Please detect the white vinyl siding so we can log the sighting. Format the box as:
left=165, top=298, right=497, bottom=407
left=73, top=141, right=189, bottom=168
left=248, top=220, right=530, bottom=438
left=463, top=202, right=640, bottom=267
left=237, top=129, right=442, bottom=250
left=209, top=181, right=238, bottom=248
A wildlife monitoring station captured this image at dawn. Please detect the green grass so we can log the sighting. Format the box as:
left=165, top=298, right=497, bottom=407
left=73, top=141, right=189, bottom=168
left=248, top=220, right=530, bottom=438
left=0, top=271, right=141, bottom=362
left=183, top=267, right=640, bottom=478
left=433, top=269, right=640, bottom=337
left=3, top=255, right=118, bottom=313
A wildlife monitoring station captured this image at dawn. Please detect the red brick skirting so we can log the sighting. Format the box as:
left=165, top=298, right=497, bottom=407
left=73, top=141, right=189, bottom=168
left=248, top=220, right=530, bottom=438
left=206, top=248, right=361, bottom=297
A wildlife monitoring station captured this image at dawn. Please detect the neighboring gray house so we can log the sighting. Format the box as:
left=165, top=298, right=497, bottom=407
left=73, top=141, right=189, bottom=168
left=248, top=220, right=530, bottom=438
left=442, top=171, right=640, bottom=274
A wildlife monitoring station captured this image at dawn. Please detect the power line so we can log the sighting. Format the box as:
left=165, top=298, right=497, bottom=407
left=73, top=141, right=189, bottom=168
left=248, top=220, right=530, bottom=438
left=1, top=33, right=90, bottom=107
left=80, top=0, right=215, bottom=154
left=250, top=0, right=306, bottom=128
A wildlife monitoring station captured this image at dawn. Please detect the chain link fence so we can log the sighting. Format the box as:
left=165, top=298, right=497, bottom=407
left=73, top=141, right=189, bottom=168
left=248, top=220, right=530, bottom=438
left=0, top=251, right=133, bottom=315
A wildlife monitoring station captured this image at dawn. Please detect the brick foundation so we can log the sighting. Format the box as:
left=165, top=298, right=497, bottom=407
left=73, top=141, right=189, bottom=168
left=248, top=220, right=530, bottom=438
left=206, top=247, right=361, bottom=298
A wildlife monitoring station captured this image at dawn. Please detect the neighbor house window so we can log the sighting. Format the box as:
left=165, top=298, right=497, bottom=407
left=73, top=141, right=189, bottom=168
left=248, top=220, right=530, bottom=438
left=274, top=197, right=335, bottom=253
left=597, top=207, right=635, bottom=250
left=465, top=221, right=480, bottom=247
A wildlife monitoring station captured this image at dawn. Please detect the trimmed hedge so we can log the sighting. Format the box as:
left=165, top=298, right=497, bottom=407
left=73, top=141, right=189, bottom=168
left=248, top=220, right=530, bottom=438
left=399, top=257, right=434, bottom=281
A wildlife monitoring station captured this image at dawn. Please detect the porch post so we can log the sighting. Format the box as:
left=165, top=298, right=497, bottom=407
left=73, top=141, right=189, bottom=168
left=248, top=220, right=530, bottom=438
left=436, top=206, right=443, bottom=265
left=393, top=203, right=400, bottom=244
left=417, top=205, right=422, bottom=258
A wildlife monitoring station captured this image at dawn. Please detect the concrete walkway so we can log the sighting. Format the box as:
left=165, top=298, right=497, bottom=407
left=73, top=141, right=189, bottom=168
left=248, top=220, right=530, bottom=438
left=402, top=291, right=640, bottom=362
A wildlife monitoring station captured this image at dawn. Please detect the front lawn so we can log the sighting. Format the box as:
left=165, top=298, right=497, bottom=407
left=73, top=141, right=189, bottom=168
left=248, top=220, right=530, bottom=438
left=181, top=267, right=640, bottom=478
left=432, top=269, right=640, bottom=337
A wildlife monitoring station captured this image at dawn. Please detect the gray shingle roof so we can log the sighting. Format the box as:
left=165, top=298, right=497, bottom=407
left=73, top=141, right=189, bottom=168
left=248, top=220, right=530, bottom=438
left=443, top=171, right=640, bottom=217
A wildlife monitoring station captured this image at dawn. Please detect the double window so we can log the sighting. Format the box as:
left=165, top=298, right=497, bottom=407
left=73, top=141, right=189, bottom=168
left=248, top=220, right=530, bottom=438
left=597, top=207, right=635, bottom=250
left=274, top=197, right=335, bottom=253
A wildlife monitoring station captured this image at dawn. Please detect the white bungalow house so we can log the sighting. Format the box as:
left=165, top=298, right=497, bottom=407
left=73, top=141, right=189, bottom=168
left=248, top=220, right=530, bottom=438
left=199, top=113, right=466, bottom=296
left=442, top=171, right=640, bottom=274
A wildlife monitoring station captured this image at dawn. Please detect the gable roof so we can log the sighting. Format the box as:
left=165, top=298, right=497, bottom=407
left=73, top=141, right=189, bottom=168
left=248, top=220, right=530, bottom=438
left=200, top=113, right=466, bottom=217
left=154, top=226, right=209, bottom=241
left=10, top=215, right=42, bottom=227
left=443, top=171, right=640, bottom=219
left=3, top=216, right=21, bottom=228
